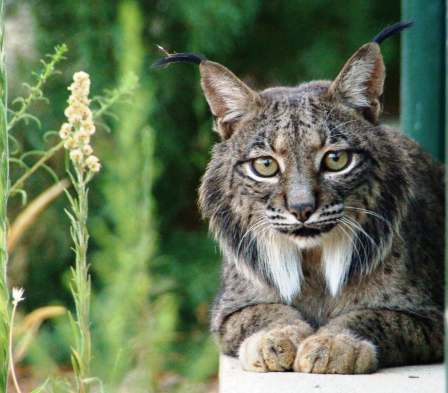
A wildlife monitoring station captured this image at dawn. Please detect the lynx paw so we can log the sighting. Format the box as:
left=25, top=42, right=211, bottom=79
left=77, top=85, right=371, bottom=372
left=293, top=333, right=378, bottom=374
left=239, top=325, right=312, bottom=372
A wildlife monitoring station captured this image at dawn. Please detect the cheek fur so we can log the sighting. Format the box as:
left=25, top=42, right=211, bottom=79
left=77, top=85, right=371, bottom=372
left=319, top=160, right=372, bottom=200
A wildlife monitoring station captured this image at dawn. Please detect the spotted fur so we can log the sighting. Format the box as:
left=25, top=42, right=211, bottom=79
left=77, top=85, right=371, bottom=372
left=159, top=28, right=444, bottom=373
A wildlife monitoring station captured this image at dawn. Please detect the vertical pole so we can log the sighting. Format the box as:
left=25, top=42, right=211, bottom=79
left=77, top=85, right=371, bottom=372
left=0, top=0, right=9, bottom=390
left=401, top=0, right=445, bottom=161
left=444, top=2, right=448, bottom=386
left=401, top=0, right=446, bottom=379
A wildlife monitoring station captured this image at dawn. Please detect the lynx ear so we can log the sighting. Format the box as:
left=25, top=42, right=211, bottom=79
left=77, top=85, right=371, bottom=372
left=152, top=52, right=259, bottom=139
left=200, top=61, right=260, bottom=138
left=329, top=43, right=385, bottom=123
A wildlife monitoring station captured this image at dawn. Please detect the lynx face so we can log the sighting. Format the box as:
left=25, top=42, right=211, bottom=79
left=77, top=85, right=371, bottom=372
left=224, top=89, right=377, bottom=250
left=201, top=83, right=403, bottom=300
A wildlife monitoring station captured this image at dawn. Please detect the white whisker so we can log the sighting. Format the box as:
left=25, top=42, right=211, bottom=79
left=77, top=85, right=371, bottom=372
left=341, top=216, right=378, bottom=252
left=345, top=206, right=392, bottom=227
left=337, top=219, right=362, bottom=265
left=235, top=218, right=268, bottom=260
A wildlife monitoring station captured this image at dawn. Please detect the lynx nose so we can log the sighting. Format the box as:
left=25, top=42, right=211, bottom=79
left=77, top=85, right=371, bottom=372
left=288, top=203, right=315, bottom=222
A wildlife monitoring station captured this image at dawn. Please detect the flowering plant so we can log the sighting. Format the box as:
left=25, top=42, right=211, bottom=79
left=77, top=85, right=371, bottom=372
left=61, top=71, right=100, bottom=393
left=3, top=45, right=138, bottom=391
left=60, top=71, right=101, bottom=175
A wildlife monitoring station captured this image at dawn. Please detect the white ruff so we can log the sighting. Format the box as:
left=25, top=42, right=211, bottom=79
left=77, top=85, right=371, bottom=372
left=258, top=233, right=302, bottom=303
left=321, top=230, right=354, bottom=296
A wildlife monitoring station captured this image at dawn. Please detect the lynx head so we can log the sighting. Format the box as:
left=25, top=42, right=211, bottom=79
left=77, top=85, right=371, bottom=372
left=153, top=22, right=412, bottom=302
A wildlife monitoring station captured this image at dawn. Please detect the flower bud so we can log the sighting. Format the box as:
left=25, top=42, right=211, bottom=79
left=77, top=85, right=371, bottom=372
left=82, top=144, right=93, bottom=156
left=69, top=149, right=84, bottom=163
left=59, top=123, right=72, bottom=140
left=63, top=137, right=78, bottom=150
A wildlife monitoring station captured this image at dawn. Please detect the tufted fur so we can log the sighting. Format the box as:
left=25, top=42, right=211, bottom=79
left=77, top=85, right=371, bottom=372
left=198, top=38, right=444, bottom=373
left=156, top=25, right=444, bottom=374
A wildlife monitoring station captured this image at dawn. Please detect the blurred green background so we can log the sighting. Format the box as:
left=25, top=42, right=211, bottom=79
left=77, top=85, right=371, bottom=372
left=6, top=1, right=400, bottom=391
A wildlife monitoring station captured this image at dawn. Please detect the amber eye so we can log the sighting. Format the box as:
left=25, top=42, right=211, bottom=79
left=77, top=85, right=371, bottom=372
left=250, top=157, right=279, bottom=177
left=322, top=150, right=351, bottom=172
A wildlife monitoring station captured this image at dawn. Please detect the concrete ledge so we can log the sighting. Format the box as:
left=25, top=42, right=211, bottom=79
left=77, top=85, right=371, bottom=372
left=220, top=355, right=444, bottom=393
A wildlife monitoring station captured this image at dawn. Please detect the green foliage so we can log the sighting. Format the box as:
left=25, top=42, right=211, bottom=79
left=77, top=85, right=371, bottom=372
left=89, top=0, right=163, bottom=388
left=177, top=0, right=261, bottom=53
left=8, top=44, right=67, bottom=132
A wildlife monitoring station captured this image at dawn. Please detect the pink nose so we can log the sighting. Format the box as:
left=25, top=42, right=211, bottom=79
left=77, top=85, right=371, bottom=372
left=288, top=203, right=315, bottom=222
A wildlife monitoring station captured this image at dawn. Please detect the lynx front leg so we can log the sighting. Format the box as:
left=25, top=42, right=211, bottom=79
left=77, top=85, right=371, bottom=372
left=294, top=309, right=443, bottom=374
left=219, top=304, right=314, bottom=372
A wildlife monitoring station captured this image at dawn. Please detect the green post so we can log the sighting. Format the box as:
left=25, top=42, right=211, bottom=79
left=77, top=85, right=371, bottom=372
left=444, top=2, right=448, bottom=389
left=401, top=0, right=446, bottom=161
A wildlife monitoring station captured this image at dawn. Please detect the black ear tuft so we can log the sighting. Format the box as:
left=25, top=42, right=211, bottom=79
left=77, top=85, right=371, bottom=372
left=151, top=53, right=206, bottom=69
left=372, top=21, right=413, bottom=44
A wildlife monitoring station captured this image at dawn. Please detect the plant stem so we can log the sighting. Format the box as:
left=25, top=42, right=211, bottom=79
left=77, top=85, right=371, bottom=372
left=9, top=83, right=134, bottom=197
left=0, top=0, right=10, bottom=390
left=9, top=140, right=65, bottom=196
left=8, top=302, right=22, bottom=393
left=93, top=92, right=121, bottom=120
left=92, top=73, right=138, bottom=122
left=7, top=44, right=67, bottom=132
left=69, top=166, right=92, bottom=393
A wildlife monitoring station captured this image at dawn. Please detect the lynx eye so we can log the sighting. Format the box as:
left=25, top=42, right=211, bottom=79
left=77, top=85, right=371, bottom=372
left=250, top=157, right=279, bottom=177
left=322, top=150, right=351, bottom=172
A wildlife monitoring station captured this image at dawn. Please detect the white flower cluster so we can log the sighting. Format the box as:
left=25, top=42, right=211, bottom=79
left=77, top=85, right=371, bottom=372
left=12, top=287, right=25, bottom=306
left=59, top=71, right=101, bottom=173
